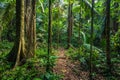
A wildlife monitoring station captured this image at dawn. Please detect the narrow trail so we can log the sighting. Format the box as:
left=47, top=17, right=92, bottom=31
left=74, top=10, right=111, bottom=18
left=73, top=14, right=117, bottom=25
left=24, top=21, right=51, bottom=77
left=53, top=48, right=105, bottom=80
left=53, top=48, right=88, bottom=80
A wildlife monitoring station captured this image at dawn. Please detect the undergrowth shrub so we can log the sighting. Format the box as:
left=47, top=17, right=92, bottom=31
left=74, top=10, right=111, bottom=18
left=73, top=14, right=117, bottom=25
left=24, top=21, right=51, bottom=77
left=66, top=46, right=106, bottom=71
left=0, top=46, right=61, bottom=80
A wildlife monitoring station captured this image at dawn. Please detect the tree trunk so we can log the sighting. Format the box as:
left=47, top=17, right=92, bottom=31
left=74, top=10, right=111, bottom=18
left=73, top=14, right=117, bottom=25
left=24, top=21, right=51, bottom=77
left=7, top=0, right=36, bottom=67
left=7, top=0, right=26, bottom=67
left=32, top=0, right=36, bottom=56
left=67, top=0, right=73, bottom=49
left=89, top=0, right=94, bottom=79
left=56, top=19, right=60, bottom=49
left=46, top=0, right=52, bottom=72
left=25, top=0, right=36, bottom=57
left=105, top=0, right=112, bottom=72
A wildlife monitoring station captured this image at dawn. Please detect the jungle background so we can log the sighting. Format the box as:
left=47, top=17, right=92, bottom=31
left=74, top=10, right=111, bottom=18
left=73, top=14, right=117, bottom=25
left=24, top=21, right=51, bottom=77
left=0, top=0, right=120, bottom=80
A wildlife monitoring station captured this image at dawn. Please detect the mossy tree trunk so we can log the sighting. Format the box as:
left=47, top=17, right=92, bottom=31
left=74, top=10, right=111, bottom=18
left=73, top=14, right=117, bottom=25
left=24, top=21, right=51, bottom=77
left=7, top=0, right=36, bottom=67
left=32, top=0, right=36, bottom=56
left=7, top=0, right=26, bottom=67
left=25, top=0, right=36, bottom=57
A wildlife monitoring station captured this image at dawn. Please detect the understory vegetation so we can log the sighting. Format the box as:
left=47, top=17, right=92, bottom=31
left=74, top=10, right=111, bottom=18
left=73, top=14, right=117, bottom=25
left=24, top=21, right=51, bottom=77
left=0, top=42, right=60, bottom=80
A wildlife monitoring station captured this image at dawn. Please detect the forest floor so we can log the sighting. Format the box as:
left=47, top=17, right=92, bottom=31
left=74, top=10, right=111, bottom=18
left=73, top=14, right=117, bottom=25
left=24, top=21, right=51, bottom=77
left=53, top=48, right=105, bottom=80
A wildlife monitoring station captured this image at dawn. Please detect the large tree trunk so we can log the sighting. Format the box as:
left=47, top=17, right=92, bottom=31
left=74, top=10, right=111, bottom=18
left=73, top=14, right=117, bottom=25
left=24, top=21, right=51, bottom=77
left=7, top=0, right=26, bottom=67
left=7, top=0, right=36, bottom=67
left=25, top=0, right=36, bottom=57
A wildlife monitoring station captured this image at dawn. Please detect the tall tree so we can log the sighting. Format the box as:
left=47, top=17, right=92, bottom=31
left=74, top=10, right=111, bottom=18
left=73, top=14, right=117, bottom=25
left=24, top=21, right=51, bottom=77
left=7, top=0, right=26, bottom=67
left=7, top=0, right=36, bottom=67
left=105, top=0, right=111, bottom=72
left=25, top=0, right=36, bottom=57
left=78, top=0, right=83, bottom=55
left=46, top=0, right=52, bottom=72
left=90, top=0, right=94, bottom=79
left=57, top=1, right=60, bottom=49
left=32, top=0, right=36, bottom=54
left=67, top=0, right=73, bottom=49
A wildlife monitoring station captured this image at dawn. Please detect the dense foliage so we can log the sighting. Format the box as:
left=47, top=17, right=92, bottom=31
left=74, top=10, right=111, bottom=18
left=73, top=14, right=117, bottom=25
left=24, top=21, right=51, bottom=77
left=0, top=0, right=120, bottom=80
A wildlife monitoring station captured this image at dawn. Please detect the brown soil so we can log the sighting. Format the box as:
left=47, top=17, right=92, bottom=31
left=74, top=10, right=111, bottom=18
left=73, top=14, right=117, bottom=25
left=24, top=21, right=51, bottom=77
left=53, top=48, right=105, bottom=80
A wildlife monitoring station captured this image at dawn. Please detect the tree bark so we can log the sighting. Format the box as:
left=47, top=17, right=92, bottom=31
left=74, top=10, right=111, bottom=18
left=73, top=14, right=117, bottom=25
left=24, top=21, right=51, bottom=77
left=7, top=0, right=36, bottom=67
left=89, top=0, right=94, bottom=79
left=7, top=0, right=26, bottom=67
left=25, top=0, right=36, bottom=57
left=32, top=0, right=36, bottom=56
left=46, top=0, right=52, bottom=72
left=105, top=0, right=112, bottom=72
left=67, top=0, right=73, bottom=49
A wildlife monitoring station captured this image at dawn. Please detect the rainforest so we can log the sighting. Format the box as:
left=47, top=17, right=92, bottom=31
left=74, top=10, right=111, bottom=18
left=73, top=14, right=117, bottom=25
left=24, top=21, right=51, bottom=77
left=0, top=0, right=120, bottom=80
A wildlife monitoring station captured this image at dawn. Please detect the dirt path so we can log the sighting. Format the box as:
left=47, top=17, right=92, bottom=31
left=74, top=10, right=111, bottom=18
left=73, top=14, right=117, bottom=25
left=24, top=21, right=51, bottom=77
left=53, top=48, right=88, bottom=80
left=53, top=48, right=105, bottom=80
